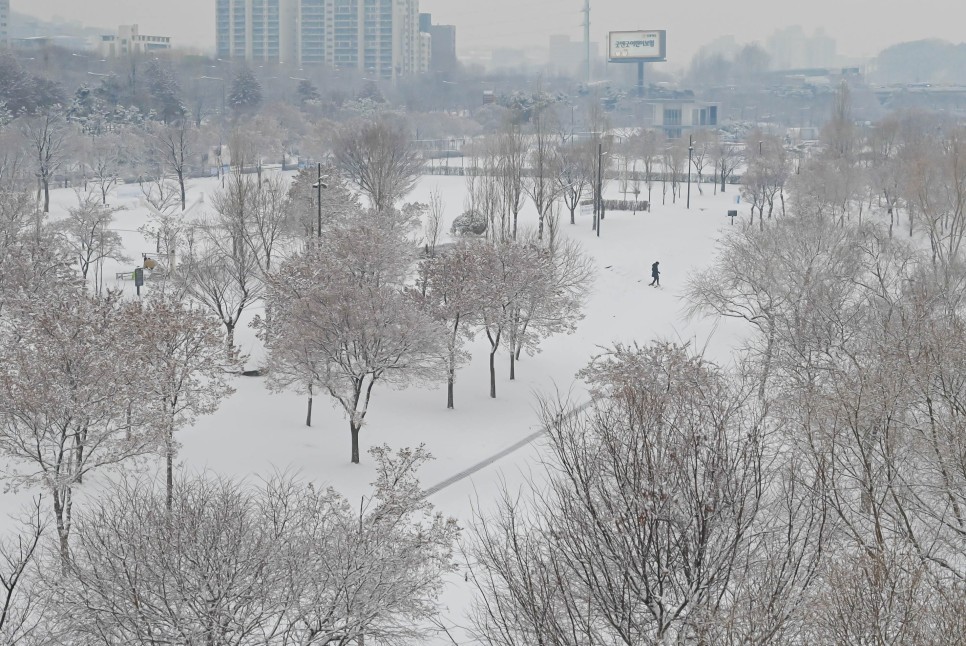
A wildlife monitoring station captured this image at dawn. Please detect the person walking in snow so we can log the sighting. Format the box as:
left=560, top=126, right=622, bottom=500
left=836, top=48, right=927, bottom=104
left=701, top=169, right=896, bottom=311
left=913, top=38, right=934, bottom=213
left=649, top=261, right=661, bottom=287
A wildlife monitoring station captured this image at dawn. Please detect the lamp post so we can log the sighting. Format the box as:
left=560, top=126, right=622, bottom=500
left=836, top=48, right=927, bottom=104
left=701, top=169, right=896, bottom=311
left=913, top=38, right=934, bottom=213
left=596, top=143, right=605, bottom=238
left=198, top=75, right=227, bottom=183
left=687, top=134, right=694, bottom=209
left=311, top=162, right=327, bottom=238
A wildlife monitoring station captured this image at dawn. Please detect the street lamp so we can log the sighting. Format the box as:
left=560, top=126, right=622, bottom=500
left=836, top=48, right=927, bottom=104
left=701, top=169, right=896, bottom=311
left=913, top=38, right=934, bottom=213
left=687, top=134, right=694, bottom=210
left=311, top=162, right=328, bottom=238
left=595, top=144, right=609, bottom=238
left=198, top=75, right=227, bottom=183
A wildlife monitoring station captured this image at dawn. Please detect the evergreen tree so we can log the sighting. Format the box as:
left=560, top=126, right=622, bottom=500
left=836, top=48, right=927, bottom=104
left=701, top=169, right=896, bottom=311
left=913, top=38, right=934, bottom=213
left=228, top=67, right=263, bottom=116
left=143, top=59, right=184, bottom=124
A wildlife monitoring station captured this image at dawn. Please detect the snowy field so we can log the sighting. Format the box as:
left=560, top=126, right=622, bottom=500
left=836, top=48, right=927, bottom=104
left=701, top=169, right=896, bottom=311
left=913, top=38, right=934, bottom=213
left=1, top=172, right=752, bottom=641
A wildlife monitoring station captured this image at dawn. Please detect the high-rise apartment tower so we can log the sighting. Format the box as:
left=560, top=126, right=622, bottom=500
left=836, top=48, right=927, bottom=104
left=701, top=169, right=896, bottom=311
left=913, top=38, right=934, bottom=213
left=0, top=0, right=10, bottom=48
left=217, top=0, right=426, bottom=79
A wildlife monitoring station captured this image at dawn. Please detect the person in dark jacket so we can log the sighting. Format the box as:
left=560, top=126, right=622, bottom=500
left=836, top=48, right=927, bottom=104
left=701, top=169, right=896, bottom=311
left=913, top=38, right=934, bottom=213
left=649, top=261, right=660, bottom=287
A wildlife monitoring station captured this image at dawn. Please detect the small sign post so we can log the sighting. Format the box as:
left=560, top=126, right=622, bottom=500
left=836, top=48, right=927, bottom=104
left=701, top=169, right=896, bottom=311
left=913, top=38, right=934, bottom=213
left=727, top=209, right=738, bottom=225
left=134, top=267, right=144, bottom=296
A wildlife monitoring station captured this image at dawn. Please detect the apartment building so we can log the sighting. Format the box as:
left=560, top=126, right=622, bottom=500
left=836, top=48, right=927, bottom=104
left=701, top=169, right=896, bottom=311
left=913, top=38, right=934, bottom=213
left=218, top=0, right=426, bottom=78
left=419, top=13, right=458, bottom=74
left=216, top=0, right=298, bottom=63
left=99, top=25, right=172, bottom=57
left=0, top=0, right=9, bottom=48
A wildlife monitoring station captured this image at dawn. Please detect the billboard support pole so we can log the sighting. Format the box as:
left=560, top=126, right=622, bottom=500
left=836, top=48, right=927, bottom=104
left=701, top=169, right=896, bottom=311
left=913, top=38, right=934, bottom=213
left=638, top=61, right=644, bottom=98
left=583, top=0, right=591, bottom=82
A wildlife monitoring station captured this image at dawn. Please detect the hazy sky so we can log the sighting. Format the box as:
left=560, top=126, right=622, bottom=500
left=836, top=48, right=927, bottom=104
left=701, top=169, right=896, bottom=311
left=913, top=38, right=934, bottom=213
left=15, top=0, right=966, bottom=66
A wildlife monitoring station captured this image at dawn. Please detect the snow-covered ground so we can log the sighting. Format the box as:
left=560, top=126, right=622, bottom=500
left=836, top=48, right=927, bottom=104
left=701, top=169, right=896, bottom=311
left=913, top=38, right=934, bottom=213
left=1, top=172, right=752, bottom=642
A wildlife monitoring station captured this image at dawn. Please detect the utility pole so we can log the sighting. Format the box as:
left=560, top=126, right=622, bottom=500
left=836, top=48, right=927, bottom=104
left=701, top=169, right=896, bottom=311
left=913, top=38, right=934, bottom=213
left=583, top=0, right=591, bottom=83
left=687, top=134, right=694, bottom=209
left=312, top=163, right=327, bottom=238
left=597, top=142, right=603, bottom=237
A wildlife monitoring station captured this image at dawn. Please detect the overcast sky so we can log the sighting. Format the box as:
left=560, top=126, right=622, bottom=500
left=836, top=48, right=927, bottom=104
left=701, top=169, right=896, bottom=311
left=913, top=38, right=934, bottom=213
left=16, top=0, right=966, bottom=65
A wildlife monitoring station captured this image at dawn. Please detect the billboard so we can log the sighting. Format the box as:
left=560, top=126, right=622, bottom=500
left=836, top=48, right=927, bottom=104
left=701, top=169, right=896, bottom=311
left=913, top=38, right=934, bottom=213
left=608, top=30, right=667, bottom=62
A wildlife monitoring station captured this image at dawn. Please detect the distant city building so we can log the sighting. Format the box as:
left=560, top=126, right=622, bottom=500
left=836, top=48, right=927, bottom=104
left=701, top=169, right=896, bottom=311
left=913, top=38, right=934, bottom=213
left=216, top=0, right=298, bottom=63
left=0, top=0, right=9, bottom=48
left=418, top=12, right=457, bottom=74
left=766, top=25, right=837, bottom=70
left=217, top=0, right=426, bottom=78
left=11, top=35, right=88, bottom=50
left=99, top=24, right=172, bottom=57
left=548, top=34, right=598, bottom=77
left=296, top=0, right=324, bottom=65
left=491, top=47, right=528, bottom=71
left=652, top=100, right=718, bottom=138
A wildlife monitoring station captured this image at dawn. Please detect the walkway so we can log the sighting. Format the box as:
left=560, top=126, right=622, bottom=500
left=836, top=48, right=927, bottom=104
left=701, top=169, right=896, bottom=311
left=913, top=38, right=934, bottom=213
left=421, top=401, right=591, bottom=499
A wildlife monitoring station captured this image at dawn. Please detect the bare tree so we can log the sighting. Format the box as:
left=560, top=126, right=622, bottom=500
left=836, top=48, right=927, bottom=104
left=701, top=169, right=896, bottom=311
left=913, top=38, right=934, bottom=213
left=0, top=498, right=46, bottom=645
left=283, top=445, right=460, bottom=644
left=213, top=172, right=291, bottom=275
left=333, top=114, right=423, bottom=212
left=57, top=474, right=296, bottom=644
left=464, top=144, right=505, bottom=241
left=129, top=293, right=237, bottom=510
left=716, top=138, right=742, bottom=193
left=179, top=234, right=263, bottom=359
left=690, top=129, right=716, bottom=194
left=507, top=231, right=594, bottom=379
left=524, top=109, right=562, bottom=240
left=228, top=114, right=288, bottom=184
left=556, top=140, right=594, bottom=225
left=423, top=186, right=445, bottom=256
left=54, top=448, right=457, bottom=645
left=83, top=131, right=126, bottom=205
left=20, top=109, right=69, bottom=213
left=55, top=190, right=128, bottom=285
left=470, top=342, right=767, bottom=644
left=258, top=211, right=444, bottom=462
left=496, top=120, right=528, bottom=240
left=0, top=288, right=157, bottom=563
left=152, top=117, right=193, bottom=211
left=411, top=241, right=483, bottom=408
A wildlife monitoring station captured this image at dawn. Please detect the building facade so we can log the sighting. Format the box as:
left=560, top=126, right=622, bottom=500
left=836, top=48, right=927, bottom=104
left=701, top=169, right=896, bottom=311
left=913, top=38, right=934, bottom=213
left=0, top=0, right=9, bottom=48
left=218, top=0, right=426, bottom=78
left=652, top=100, right=719, bottom=139
left=419, top=13, right=457, bottom=74
left=99, top=25, right=172, bottom=57
left=216, top=0, right=298, bottom=63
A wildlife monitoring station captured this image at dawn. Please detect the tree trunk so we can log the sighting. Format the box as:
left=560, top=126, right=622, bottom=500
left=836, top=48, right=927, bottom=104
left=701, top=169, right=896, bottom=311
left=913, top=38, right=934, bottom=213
left=306, top=385, right=313, bottom=427
left=489, top=350, right=497, bottom=398
left=178, top=170, right=186, bottom=211
left=52, top=488, right=72, bottom=569
left=74, top=428, right=86, bottom=484
left=225, top=323, right=236, bottom=360
left=447, top=372, right=454, bottom=409
left=166, top=440, right=174, bottom=512
left=350, top=422, right=361, bottom=464
left=510, top=351, right=515, bottom=381
left=43, top=179, right=51, bottom=213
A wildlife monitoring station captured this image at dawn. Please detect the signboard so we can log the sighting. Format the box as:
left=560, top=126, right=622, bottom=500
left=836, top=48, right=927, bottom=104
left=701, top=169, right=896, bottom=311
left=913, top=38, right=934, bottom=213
left=608, top=30, right=667, bottom=62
